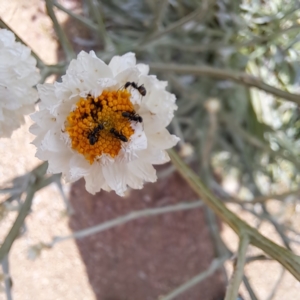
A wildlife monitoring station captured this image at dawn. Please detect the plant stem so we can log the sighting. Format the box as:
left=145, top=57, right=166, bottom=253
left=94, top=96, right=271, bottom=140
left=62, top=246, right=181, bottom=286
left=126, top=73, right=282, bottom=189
left=168, top=149, right=300, bottom=281
left=142, top=1, right=210, bottom=47
left=150, top=63, right=300, bottom=105
left=51, top=0, right=98, bottom=31
left=86, top=0, right=114, bottom=51
left=45, top=0, right=75, bottom=60
left=243, top=275, right=259, bottom=300
left=49, top=201, right=204, bottom=246
left=0, top=162, right=48, bottom=262
left=224, top=234, right=249, bottom=300
left=1, top=255, right=12, bottom=300
left=159, top=256, right=228, bottom=300
left=0, top=183, right=36, bottom=262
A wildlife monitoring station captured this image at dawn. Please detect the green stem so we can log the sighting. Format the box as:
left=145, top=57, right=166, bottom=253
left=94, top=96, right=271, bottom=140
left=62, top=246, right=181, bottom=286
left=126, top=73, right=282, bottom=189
left=150, top=63, right=300, bottom=105
left=51, top=0, right=98, bottom=31
left=86, top=0, right=114, bottom=51
left=224, top=234, right=249, bottom=300
left=0, top=162, right=48, bottom=262
left=168, top=149, right=300, bottom=281
left=0, top=184, right=36, bottom=262
left=243, top=275, right=259, bottom=300
left=1, top=255, right=12, bottom=300
left=45, top=0, right=75, bottom=60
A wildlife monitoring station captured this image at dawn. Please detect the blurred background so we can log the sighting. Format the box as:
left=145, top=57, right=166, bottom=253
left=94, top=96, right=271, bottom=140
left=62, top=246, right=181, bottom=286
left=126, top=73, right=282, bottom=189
left=1, top=0, right=300, bottom=299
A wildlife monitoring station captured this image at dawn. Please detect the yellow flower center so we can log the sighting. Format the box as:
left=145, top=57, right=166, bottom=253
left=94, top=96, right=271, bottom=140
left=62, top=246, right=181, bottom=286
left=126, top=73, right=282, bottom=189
left=65, top=90, right=135, bottom=164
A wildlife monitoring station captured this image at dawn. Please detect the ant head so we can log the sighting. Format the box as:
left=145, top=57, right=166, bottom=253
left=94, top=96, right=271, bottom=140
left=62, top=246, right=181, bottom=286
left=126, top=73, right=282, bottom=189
left=124, top=82, right=131, bottom=89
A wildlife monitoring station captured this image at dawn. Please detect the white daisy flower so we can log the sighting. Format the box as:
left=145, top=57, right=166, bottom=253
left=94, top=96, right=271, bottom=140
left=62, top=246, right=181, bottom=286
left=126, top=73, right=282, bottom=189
left=30, top=51, right=179, bottom=196
left=0, top=29, right=40, bottom=138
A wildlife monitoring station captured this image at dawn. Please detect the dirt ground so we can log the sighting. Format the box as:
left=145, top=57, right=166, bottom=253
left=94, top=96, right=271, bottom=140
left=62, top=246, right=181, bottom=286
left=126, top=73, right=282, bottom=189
left=69, top=171, right=226, bottom=300
left=0, top=1, right=300, bottom=300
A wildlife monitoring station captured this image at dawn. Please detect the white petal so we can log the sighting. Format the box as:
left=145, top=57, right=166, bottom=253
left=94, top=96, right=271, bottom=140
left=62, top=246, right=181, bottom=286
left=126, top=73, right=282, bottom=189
left=136, top=63, right=149, bottom=75
left=127, top=160, right=157, bottom=183
left=67, top=51, right=113, bottom=79
left=47, top=151, right=71, bottom=174
left=145, top=89, right=177, bottom=115
left=109, top=52, right=136, bottom=76
left=0, top=29, right=40, bottom=137
left=61, top=51, right=114, bottom=97
left=84, top=163, right=106, bottom=194
left=138, top=145, right=170, bottom=165
left=148, top=128, right=180, bottom=150
left=102, top=162, right=127, bottom=196
left=127, top=123, right=147, bottom=151
left=126, top=171, right=144, bottom=189
left=37, top=84, right=58, bottom=110
left=40, top=129, right=66, bottom=153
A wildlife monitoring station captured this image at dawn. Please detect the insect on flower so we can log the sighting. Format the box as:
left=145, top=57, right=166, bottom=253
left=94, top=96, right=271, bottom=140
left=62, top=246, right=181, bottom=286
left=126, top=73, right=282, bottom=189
left=122, top=111, right=143, bottom=123
left=88, top=123, right=104, bottom=145
left=110, top=128, right=128, bottom=142
left=124, top=81, right=147, bottom=96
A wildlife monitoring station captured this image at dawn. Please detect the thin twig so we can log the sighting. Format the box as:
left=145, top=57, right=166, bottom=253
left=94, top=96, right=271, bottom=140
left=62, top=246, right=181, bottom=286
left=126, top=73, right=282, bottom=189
left=265, top=267, right=285, bottom=300
left=1, top=255, right=12, bottom=300
left=86, top=0, right=114, bottom=51
left=202, top=99, right=219, bottom=173
left=159, top=256, right=228, bottom=300
left=245, top=255, right=271, bottom=264
left=0, top=163, right=48, bottom=262
left=49, top=201, right=204, bottom=246
left=55, top=177, right=74, bottom=215
left=225, top=190, right=300, bottom=204
left=243, top=275, right=259, bottom=300
left=151, top=0, right=169, bottom=32
left=45, top=0, right=75, bottom=60
left=39, top=63, right=67, bottom=84
left=141, top=0, right=210, bottom=47
left=204, top=207, right=229, bottom=285
left=149, top=63, right=300, bottom=105
left=220, top=114, right=300, bottom=169
left=164, top=24, right=300, bottom=53
left=0, top=182, right=36, bottom=262
left=251, top=190, right=300, bottom=203
left=51, top=0, right=98, bottom=31
left=224, top=234, right=249, bottom=300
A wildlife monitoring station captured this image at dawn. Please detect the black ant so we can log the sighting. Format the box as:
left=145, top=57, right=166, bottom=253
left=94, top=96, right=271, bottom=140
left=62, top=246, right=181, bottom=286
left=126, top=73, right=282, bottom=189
left=122, top=111, right=143, bottom=123
left=88, top=123, right=104, bottom=145
left=124, top=82, right=146, bottom=96
left=110, top=128, right=128, bottom=142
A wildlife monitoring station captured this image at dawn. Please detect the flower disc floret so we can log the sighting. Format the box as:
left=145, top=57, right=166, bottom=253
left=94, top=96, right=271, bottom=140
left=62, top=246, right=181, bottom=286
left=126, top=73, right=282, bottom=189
left=66, top=90, right=135, bottom=163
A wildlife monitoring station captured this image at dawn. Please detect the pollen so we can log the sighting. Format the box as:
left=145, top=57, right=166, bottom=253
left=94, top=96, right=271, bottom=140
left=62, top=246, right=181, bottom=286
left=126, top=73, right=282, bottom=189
left=65, top=90, right=135, bottom=164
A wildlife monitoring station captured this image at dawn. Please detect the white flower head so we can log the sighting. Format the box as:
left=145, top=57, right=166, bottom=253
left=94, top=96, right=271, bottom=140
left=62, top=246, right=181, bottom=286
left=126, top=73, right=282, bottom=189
left=30, top=51, right=179, bottom=196
left=0, top=29, right=40, bottom=137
